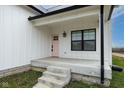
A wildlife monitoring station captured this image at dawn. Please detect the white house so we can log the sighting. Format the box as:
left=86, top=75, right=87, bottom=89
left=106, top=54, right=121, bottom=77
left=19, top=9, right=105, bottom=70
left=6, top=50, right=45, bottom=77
left=0, top=5, right=114, bottom=87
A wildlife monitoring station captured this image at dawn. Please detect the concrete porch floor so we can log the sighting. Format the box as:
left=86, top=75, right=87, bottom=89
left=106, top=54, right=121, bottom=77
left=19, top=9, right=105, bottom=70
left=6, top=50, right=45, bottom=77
left=31, top=57, right=111, bottom=79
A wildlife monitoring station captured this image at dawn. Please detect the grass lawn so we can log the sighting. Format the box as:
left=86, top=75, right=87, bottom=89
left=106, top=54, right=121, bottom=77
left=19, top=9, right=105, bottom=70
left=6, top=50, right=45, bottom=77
left=0, top=70, right=42, bottom=88
left=0, top=55, right=124, bottom=88
left=109, top=56, right=124, bottom=88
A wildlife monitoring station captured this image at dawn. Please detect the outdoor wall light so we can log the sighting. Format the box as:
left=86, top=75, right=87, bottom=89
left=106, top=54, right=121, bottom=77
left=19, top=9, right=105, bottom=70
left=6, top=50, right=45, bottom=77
left=63, top=31, right=67, bottom=37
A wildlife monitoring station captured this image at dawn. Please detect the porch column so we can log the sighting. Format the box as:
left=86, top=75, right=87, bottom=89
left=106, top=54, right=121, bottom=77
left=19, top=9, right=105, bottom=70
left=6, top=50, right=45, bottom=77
left=100, top=5, right=104, bottom=84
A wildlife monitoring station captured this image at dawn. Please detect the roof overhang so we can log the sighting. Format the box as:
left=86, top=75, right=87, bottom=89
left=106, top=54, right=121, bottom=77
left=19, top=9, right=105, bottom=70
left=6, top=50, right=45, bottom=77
left=107, top=5, right=114, bottom=20
left=28, top=5, right=90, bottom=21
left=103, top=5, right=114, bottom=22
left=27, top=5, right=45, bottom=14
left=27, top=5, right=114, bottom=26
left=30, top=6, right=99, bottom=26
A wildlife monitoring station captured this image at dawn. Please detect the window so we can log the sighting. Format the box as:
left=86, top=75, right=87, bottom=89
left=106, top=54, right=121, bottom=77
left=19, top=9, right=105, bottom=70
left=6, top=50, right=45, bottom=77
left=83, top=30, right=96, bottom=51
left=71, top=31, right=82, bottom=50
left=71, top=29, right=96, bottom=51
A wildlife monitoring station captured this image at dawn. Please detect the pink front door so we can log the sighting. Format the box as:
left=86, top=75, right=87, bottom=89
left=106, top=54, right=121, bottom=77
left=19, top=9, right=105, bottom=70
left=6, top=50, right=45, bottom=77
left=52, top=36, right=59, bottom=57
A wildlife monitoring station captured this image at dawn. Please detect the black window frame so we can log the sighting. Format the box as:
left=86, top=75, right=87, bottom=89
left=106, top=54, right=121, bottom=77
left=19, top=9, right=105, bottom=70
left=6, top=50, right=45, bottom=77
left=71, top=28, right=96, bottom=51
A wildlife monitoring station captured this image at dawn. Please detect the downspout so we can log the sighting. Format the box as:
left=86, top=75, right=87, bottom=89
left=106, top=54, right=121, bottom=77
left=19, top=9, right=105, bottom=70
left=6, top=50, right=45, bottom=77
left=100, top=5, right=104, bottom=84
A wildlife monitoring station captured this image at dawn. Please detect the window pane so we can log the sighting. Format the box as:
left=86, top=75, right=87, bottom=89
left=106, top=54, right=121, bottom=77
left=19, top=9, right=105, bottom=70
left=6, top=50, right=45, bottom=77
left=72, top=31, right=82, bottom=41
left=72, top=41, right=82, bottom=50
left=84, top=30, right=95, bottom=40
left=84, top=41, right=95, bottom=51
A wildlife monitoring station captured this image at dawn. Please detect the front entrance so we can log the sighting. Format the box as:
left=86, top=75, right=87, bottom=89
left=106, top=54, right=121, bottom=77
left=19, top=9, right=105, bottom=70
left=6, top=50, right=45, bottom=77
left=51, top=36, right=59, bottom=57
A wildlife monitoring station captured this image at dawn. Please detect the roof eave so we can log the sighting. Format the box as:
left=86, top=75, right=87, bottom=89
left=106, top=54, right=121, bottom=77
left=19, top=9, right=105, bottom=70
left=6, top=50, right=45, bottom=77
left=27, top=5, right=45, bottom=14
left=107, top=5, right=115, bottom=21
left=28, top=5, right=91, bottom=21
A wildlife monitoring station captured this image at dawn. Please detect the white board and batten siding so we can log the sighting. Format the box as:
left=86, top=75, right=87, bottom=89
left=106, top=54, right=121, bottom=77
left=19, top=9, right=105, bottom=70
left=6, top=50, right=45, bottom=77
left=0, top=6, right=51, bottom=71
left=0, top=5, right=112, bottom=71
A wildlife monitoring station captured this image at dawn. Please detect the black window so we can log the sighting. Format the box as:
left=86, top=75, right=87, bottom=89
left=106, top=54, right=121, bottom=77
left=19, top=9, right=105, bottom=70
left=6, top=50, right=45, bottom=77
left=71, top=29, right=96, bottom=51
left=71, top=31, right=82, bottom=50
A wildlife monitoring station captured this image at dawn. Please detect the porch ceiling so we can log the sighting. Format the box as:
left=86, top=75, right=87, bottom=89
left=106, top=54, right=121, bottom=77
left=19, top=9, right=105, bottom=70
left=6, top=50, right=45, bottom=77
left=30, top=6, right=99, bottom=27
left=46, top=14, right=98, bottom=28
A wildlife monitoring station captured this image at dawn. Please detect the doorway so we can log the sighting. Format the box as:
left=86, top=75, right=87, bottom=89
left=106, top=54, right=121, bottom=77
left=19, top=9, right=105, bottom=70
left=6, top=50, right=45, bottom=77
left=51, top=36, right=59, bottom=57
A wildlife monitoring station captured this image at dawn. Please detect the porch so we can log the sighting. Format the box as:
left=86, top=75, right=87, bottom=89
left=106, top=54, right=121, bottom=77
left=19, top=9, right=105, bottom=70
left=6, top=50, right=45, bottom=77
left=31, top=57, right=111, bottom=79
left=29, top=5, right=112, bottom=85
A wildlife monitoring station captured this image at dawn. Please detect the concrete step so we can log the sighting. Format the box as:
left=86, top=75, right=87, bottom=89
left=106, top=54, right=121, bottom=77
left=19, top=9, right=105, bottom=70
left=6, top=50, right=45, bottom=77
left=33, top=82, right=50, bottom=88
left=33, top=66, right=71, bottom=88
left=47, top=66, right=71, bottom=74
left=38, top=76, right=66, bottom=88
left=43, top=71, right=67, bottom=80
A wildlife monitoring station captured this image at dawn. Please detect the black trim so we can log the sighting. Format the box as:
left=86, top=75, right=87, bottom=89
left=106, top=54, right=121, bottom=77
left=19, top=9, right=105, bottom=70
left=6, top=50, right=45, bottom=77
left=71, top=28, right=96, bottom=51
left=27, top=5, right=45, bottom=14
left=100, top=5, right=104, bottom=84
left=28, top=5, right=90, bottom=21
left=108, top=5, right=114, bottom=20
left=71, top=30, right=82, bottom=51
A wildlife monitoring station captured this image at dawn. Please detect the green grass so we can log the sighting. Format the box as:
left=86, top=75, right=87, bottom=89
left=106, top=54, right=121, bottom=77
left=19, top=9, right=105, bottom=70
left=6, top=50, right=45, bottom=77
left=109, top=56, right=124, bottom=88
left=0, top=70, right=42, bottom=88
left=0, top=56, right=124, bottom=88
left=112, top=56, right=124, bottom=67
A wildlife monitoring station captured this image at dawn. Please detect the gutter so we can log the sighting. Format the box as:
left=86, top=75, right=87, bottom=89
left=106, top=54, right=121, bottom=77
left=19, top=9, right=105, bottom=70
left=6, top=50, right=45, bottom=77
left=108, top=5, right=115, bottom=21
left=28, top=5, right=90, bottom=21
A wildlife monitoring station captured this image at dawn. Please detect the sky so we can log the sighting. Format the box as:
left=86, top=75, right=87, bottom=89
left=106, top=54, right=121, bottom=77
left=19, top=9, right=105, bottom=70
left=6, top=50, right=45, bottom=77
left=112, top=5, right=124, bottom=48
